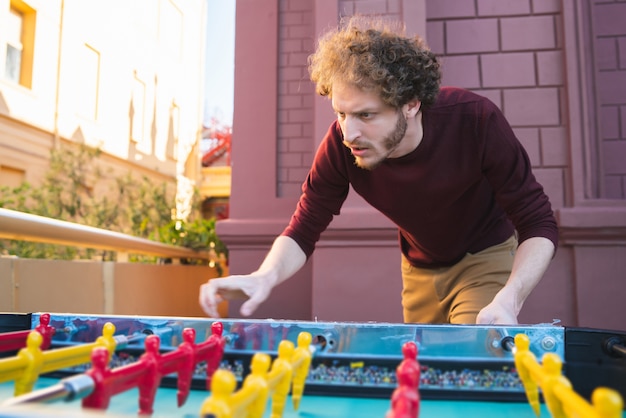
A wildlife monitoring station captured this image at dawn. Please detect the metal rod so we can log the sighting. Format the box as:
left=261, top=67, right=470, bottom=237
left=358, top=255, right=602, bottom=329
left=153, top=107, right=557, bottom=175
left=0, top=208, right=211, bottom=260
left=1, top=374, right=95, bottom=406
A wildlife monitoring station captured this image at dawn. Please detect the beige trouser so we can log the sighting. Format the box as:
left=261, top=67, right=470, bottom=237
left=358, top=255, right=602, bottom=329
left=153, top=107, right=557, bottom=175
left=401, top=235, right=518, bottom=324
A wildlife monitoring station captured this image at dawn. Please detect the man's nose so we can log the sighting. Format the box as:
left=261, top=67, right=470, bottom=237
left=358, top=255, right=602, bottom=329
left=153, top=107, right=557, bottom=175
left=342, top=117, right=361, bottom=143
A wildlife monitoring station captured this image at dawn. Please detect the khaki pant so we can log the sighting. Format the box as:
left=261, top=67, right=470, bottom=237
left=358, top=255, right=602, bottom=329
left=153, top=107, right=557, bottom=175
left=401, top=235, right=517, bottom=324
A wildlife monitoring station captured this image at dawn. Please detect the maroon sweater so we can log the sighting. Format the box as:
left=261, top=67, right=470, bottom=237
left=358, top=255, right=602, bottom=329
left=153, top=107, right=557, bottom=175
left=282, top=87, right=558, bottom=268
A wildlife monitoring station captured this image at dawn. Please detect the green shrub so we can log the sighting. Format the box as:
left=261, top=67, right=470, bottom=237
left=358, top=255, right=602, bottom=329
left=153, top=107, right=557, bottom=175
left=0, top=144, right=227, bottom=273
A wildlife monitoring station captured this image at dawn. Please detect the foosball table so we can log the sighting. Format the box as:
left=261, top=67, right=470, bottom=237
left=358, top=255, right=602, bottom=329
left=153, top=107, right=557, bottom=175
left=0, top=312, right=624, bottom=417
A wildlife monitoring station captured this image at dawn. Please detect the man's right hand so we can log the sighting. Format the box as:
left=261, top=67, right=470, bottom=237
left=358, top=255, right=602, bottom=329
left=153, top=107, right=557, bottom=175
left=199, top=235, right=307, bottom=318
left=199, top=273, right=274, bottom=318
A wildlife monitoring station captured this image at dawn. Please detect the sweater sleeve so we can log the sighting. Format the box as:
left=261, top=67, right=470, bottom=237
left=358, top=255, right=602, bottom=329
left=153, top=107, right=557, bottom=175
left=478, top=99, right=559, bottom=249
left=280, top=122, right=350, bottom=258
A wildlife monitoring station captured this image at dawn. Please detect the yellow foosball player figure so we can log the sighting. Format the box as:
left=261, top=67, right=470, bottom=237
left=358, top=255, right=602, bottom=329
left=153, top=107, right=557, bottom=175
left=11, top=331, right=44, bottom=397
left=291, top=331, right=312, bottom=410
left=200, top=332, right=313, bottom=418
left=231, top=353, right=271, bottom=418
left=200, top=369, right=238, bottom=418
left=541, top=353, right=572, bottom=418
left=542, top=353, right=623, bottom=418
left=267, top=340, right=295, bottom=418
left=0, top=322, right=118, bottom=396
left=514, top=333, right=542, bottom=416
left=200, top=353, right=270, bottom=418
left=514, top=333, right=624, bottom=418
left=591, top=387, right=624, bottom=418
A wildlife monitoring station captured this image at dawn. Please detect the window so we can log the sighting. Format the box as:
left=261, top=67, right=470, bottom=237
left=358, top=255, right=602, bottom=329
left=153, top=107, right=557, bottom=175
left=2, top=2, right=35, bottom=88
left=0, top=165, right=25, bottom=188
left=4, top=8, right=23, bottom=83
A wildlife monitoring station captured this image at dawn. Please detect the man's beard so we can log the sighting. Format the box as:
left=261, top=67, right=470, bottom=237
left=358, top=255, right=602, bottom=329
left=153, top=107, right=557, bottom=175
left=355, top=111, right=408, bottom=170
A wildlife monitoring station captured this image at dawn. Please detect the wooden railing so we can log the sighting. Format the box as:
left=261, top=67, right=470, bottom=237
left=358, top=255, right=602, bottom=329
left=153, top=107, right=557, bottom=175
left=0, top=208, right=212, bottom=262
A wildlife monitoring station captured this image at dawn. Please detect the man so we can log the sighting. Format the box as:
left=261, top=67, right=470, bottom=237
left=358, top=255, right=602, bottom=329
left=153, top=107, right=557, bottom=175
left=199, top=16, right=558, bottom=325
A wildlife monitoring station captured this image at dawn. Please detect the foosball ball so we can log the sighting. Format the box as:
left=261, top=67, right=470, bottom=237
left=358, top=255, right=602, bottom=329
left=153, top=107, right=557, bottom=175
left=0, top=312, right=624, bottom=417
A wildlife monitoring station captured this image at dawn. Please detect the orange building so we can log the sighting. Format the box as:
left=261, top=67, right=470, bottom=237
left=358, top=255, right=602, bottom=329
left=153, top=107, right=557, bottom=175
left=0, top=0, right=207, bottom=209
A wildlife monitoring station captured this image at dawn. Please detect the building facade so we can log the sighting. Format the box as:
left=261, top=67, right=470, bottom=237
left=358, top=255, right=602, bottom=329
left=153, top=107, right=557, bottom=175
left=219, top=0, right=626, bottom=330
left=0, top=0, right=207, bottom=206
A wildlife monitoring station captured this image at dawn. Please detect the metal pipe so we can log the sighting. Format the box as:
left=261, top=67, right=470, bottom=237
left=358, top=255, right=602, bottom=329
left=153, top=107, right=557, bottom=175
left=1, top=374, right=95, bottom=406
left=0, top=208, right=211, bottom=260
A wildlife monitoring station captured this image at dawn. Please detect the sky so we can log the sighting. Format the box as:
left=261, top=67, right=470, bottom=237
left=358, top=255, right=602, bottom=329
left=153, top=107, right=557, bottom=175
left=204, top=0, right=236, bottom=126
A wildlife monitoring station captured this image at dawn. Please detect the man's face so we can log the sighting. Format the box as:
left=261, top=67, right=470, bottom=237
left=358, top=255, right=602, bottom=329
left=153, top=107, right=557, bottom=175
left=331, top=82, right=409, bottom=170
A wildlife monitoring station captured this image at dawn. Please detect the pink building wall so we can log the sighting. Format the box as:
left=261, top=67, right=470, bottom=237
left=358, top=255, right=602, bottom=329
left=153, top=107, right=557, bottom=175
left=217, top=0, right=626, bottom=331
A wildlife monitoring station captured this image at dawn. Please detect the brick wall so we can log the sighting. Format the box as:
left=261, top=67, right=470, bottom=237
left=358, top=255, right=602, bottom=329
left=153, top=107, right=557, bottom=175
left=277, top=1, right=316, bottom=197
left=425, top=0, right=567, bottom=209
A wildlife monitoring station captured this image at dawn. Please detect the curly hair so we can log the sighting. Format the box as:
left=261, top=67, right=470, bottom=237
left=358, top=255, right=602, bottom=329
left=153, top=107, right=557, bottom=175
left=309, top=16, right=441, bottom=109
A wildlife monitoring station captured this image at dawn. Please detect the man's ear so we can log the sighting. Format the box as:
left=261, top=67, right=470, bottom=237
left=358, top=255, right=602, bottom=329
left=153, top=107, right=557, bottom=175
left=404, top=100, right=422, bottom=118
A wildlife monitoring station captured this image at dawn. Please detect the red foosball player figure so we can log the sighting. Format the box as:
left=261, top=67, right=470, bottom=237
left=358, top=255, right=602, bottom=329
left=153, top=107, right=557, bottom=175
left=82, top=336, right=161, bottom=415
left=82, top=346, right=124, bottom=411
left=167, top=328, right=196, bottom=406
left=34, top=313, right=56, bottom=350
left=164, top=322, right=225, bottom=406
left=202, top=321, right=226, bottom=389
left=387, top=341, right=421, bottom=418
left=400, top=342, right=420, bottom=384
left=0, top=313, right=55, bottom=354
left=136, top=335, right=162, bottom=415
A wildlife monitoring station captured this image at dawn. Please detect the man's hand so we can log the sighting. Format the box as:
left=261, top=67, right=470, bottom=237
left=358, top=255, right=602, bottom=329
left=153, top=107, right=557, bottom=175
left=477, top=237, right=555, bottom=325
left=476, top=300, right=518, bottom=325
left=476, top=286, right=519, bottom=325
left=199, top=273, right=274, bottom=318
left=199, top=236, right=307, bottom=318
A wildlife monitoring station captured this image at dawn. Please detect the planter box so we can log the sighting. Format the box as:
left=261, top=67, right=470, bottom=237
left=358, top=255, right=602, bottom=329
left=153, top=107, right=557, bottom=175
left=0, top=258, right=227, bottom=318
